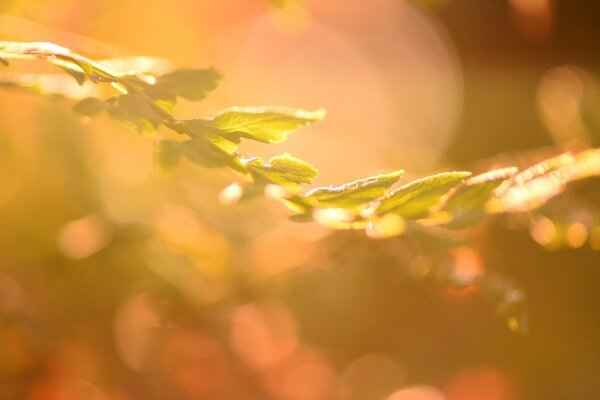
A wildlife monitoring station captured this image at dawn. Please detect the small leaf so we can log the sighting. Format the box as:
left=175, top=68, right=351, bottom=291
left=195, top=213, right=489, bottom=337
left=180, top=137, right=233, bottom=168
left=0, top=57, right=9, bottom=66
left=107, top=94, right=162, bottom=135
left=206, top=106, right=326, bottom=144
left=155, top=140, right=182, bottom=176
left=248, top=153, right=318, bottom=186
left=154, top=68, right=221, bottom=101
left=441, top=167, right=517, bottom=227
left=489, top=153, right=580, bottom=213
left=186, top=119, right=241, bottom=154
left=375, top=171, right=471, bottom=219
left=59, top=66, right=87, bottom=85
left=73, top=97, right=108, bottom=116
left=304, top=170, right=404, bottom=210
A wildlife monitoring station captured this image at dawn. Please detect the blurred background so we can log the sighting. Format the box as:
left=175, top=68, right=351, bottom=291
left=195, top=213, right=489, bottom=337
left=0, top=0, right=600, bottom=399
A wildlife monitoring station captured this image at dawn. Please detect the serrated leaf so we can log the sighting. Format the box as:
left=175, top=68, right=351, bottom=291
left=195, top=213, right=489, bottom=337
left=107, top=94, right=162, bottom=135
left=375, top=171, right=471, bottom=219
left=489, top=153, right=577, bottom=213
left=153, top=68, right=221, bottom=101
left=206, top=106, right=326, bottom=144
left=490, top=150, right=600, bottom=213
left=155, top=140, right=182, bottom=176
left=304, top=170, right=404, bottom=210
left=73, top=97, right=108, bottom=116
left=440, top=167, right=516, bottom=227
left=248, top=153, right=318, bottom=186
left=180, top=137, right=234, bottom=168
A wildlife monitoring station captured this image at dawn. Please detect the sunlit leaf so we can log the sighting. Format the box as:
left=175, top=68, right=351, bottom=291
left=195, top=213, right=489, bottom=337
left=304, top=170, right=404, bottom=210
left=186, top=119, right=241, bottom=154
left=107, top=94, right=163, bottom=135
left=180, top=137, right=233, bottom=168
left=375, top=171, right=471, bottom=218
left=488, top=153, right=593, bottom=213
left=572, top=148, right=600, bottom=179
left=153, top=68, right=221, bottom=101
left=248, top=153, right=318, bottom=186
left=440, top=167, right=516, bottom=227
left=205, top=106, right=326, bottom=144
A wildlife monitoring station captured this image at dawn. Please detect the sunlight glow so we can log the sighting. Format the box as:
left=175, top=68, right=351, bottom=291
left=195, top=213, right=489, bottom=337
left=57, top=215, right=111, bottom=260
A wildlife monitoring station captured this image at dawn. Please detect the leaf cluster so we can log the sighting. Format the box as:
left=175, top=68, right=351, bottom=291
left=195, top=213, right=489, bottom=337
left=2, top=41, right=600, bottom=240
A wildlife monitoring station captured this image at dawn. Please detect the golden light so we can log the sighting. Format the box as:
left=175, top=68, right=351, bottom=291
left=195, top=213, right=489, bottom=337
left=565, top=222, right=588, bottom=249
left=451, top=247, right=484, bottom=285
left=245, top=227, right=318, bottom=279
left=218, top=182, right=244, bottom=205
left=590, top=226, right=600, bottom=251
left=366, top=213, right=406, bottom=239
left=230, top=302, right=299, bottom=370
left=509, top=0, right=554, bottom=41
left=113, top=292, right=161, bottom=371
left=339, top=354, right=407, bottom=400
left=0, top=273, right=24, bottom=314
left=155, top=204, right=204, bottom=251
left=279, top=362, right=337, bottom=400
left=57, top=214, right=111, bottom=260
left=443, top=366, right=522, bottom=400
left=387, top=385, right=446, bottom=400
left=537, top=66, right=591, bottom=150
left=529, top=216, right=557, bottom=247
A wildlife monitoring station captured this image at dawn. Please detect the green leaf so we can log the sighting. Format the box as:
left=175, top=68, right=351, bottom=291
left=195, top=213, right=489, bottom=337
left=248, top=153, right=318, bottom=186
left=155, top=140, right=182, bottom=176
left=375, top=171, right=471, bottom=219
left=304, top=170, right=404, bottom=210
left=59, top=65, right=87, bottom=85
left=440, top=167, right=516, bottom=227
left=185, top=119, right=241, bottom=154
left=206, top=106, right=326, bottom=144
left=180, top=137, right=234, bottom=168
left=107, top=94, right=162, bottom=135
left=154, top=68, right=221, bottom=101
left=73, top=97, right=108, bottom=116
